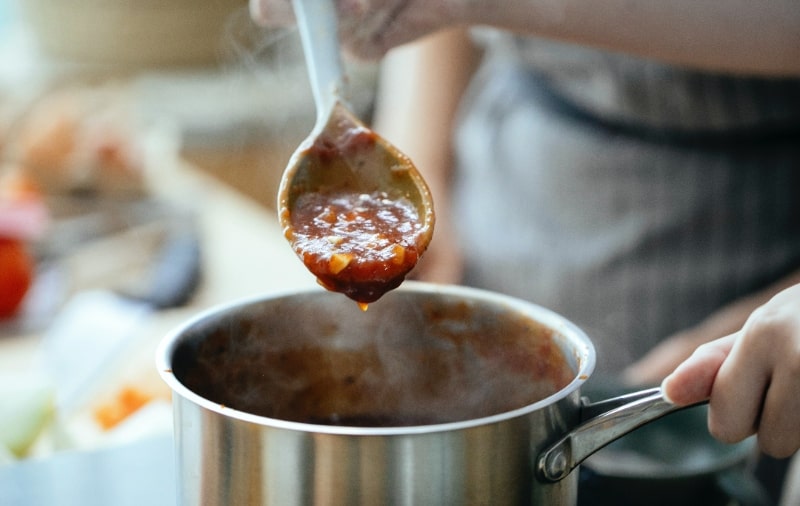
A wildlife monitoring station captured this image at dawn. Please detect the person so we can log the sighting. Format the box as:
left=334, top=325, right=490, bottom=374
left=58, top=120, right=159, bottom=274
left=250, top=0, right=800, bottom=468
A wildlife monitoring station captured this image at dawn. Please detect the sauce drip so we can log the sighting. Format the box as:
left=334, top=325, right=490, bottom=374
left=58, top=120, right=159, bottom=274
left=289, top=191, right=425, bottom=305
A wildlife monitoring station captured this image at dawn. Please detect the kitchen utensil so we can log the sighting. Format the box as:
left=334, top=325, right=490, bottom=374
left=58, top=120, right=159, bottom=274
left=157, top=282, right=706, bottom=505
left=577, top=383, right=770, bottom=506
left=278, top=0, right=434, bottom=302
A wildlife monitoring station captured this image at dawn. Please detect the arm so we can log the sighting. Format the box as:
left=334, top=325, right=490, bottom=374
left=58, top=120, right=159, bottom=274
left=465, top=0, right=800, bottom=76
left=251, top=0, right=800, bottom=75
left=372, top=29, right=481, bottom=283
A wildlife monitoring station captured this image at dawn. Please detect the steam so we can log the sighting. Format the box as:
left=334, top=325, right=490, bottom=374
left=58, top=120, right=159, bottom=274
left=177, top=292, right=574, bottom=426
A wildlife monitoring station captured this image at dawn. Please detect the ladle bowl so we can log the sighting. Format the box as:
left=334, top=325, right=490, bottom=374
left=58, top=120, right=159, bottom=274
left=277, top=0, right=434, bottom=304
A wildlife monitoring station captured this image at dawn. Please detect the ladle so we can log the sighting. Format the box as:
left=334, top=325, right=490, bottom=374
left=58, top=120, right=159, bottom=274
left=278, top=0, right=435, bottom=306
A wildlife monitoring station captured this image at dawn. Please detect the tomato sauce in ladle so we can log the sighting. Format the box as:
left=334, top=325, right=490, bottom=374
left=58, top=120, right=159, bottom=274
left=279, top=0, right=434, bottom=308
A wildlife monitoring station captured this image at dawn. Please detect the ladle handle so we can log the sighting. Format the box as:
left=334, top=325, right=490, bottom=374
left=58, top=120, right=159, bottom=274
left=537, top=387, right=707, bottom=482
left=292, top=0, right=345, bottom=124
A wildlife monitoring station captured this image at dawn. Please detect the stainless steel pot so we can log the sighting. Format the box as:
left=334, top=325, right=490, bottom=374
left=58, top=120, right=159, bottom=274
left=156, top=282, right=701, bottom=505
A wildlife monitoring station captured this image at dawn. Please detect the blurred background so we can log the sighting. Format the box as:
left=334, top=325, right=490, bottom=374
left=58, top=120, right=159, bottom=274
left=0, top=0, right=377, bottom=207
left=0, top=2, right=377, bottom=502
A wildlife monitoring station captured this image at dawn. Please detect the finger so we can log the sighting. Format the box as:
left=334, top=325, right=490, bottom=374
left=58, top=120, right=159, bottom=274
left=707, top=326, right=773, bottom=445
left=250, top=0, right=295, bottom=27
left=661, top=334, right=736, bottom=405
left=745, top=301, right=800, bottom=457
left=757, top=362, right=800, bottom=458
left=340, top=2, right=453, bottom=60
left=338, top=4, right=398, bottom=60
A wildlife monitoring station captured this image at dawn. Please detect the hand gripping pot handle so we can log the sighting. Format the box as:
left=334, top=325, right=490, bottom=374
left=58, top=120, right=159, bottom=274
left=537, top=387, right=707, bottom=482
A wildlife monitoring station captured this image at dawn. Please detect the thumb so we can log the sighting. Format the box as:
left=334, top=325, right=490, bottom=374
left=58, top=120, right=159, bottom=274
left=661, top=334, right=737, bottom=406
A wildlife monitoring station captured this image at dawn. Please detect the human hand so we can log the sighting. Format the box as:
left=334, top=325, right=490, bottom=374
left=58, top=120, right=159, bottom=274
left=661, top=284, right=800, bottom=458
left=249, top=0, right=466, bottom=59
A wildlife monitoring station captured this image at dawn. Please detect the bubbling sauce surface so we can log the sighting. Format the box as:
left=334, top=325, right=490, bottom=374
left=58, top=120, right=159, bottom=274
left=289, top=191, right=424, bottom=304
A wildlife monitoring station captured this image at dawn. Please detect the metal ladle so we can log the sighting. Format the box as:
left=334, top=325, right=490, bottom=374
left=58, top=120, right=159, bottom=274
left=277, top=0, right=435, bottom=303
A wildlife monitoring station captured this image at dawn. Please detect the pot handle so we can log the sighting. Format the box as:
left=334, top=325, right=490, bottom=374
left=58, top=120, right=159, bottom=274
left=536, top=387, right=706, bottom=482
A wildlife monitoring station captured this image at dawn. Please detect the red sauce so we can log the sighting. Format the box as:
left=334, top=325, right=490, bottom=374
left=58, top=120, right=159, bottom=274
left=282, top=103, right=433, bottom=306
left=289, top=190, right=424, bottom=305
left=176, top=296, right=575, bottom=427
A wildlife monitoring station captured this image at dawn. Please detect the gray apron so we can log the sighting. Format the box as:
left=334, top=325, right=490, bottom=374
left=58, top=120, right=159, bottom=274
left=453, top=35, right=800, bottom=375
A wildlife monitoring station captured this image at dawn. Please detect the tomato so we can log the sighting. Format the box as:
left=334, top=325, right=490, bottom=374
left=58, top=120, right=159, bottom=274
left=0, top=238, right=34, bottom=319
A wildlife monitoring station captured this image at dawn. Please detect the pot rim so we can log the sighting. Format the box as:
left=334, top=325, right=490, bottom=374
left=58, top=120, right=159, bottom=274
left=155, top=281, right=596, bottom=436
